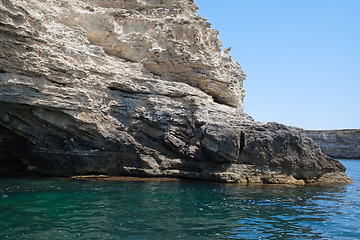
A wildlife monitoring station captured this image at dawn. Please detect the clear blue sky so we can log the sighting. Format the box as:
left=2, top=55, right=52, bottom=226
left=195, top=0, right=360, bottom=130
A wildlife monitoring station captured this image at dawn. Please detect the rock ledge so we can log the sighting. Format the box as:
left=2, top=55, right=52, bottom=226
left=0, top=0, right=351, bottom=184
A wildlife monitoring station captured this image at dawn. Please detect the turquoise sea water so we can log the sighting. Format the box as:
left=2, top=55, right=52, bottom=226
left=0, top=159, right=359, bottom=240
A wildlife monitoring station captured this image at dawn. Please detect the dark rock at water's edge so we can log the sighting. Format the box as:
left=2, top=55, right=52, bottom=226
left=0, top=0, right=351, bottom=184
left=306, top=130, right=360, bottom=159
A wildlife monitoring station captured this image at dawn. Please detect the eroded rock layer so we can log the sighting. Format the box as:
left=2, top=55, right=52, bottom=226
left=0, top=0, right=351, bottom=183
left=306, top=130, right=360, bottom=159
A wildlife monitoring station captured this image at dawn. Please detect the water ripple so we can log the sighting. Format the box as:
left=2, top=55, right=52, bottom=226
left=0, top=159, right=359, bottom=239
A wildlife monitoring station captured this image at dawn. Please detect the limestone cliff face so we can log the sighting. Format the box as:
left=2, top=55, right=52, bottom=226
left=0, top=0, right=351, bottom=183
left=306, top=130, right=360, bottom=159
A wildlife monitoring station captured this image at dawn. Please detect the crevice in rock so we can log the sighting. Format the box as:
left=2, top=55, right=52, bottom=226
left=45, top=78, right=67, bottom=87
left=211, top=95, right=224, bottom=105
left=107, top=86, right=134, bottom=94
left=261, top=177, right=270, bottom=184
left=107, top=85, right=187, bottom=99
left=239, top=131, right=245, bottom=155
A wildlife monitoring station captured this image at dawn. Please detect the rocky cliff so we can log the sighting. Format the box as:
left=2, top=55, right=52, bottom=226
left=0, top=0, right=351, bottom=184
left=306, top=130, right=360, bottom=159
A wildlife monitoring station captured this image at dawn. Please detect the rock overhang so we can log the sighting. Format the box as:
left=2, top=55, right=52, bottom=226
left=0, top=0, right=351, bottom=184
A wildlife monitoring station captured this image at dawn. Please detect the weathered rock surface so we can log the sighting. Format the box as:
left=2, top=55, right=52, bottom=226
left=0, top=0, right=351, bottom=183
left=306, top=130, right=360, bottom=159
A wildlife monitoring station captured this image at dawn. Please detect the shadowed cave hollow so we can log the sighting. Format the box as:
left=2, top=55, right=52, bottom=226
left=0, top=125, right=30, bottom=176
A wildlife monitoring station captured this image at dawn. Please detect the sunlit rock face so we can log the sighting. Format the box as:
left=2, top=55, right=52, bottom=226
left=0, top=0, right=351, bottom=184
left=306, top=130, right=360, bottom=159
